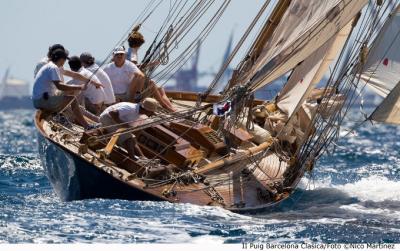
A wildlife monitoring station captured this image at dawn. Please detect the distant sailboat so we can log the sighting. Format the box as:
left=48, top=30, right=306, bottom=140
left=0, top=68, right=32, bottom=109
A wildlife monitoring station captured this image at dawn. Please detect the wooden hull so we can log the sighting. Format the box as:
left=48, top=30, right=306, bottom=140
left=37, top=132, right=163, bottom=202
left=34, top=91, right=303, bottom=212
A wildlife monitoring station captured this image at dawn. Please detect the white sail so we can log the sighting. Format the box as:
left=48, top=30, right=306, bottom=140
left=360, top=5, right=400, bottom=97
left=236, top=0, right=338, bottom=87
left=277, top=20, right=354, bottom=117
left=370, top=81, right=400, bottom=124
left=276, top=43, right=329, bottom=116
left=359, top=5, right=400, bottom=124
left=248, top=0, right=367, bottom=92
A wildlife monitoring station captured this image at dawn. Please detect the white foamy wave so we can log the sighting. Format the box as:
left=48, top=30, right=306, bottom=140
left=300, top=175, right=400, bottom=203
left=336, top=176, right=400, bottom=202
left=298, top=176, right=332, bottom=190
left=0, top=154, right=42, bottom=172
left=340, top=204, right=400, bottom=218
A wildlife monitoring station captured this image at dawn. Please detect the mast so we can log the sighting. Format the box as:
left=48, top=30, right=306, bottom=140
left=220, top=31, right=234, bottom=83
left=173, top=41, right=201, bottom=92
left=221, top=30, right=234, bottom=70
left=223, top=0, right=291, bottom=92
left=247, top=0, right=291, bottom=63
left=191, top=40, right=201, bottom=74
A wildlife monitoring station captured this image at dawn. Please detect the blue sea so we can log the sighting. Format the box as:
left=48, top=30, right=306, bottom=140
left=0, top=109, right=399, bottom=243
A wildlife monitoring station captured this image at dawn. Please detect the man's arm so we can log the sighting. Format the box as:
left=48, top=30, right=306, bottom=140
left=62, top=69, right=103, bottom=88
left=53, top=81, right=84, bottom=91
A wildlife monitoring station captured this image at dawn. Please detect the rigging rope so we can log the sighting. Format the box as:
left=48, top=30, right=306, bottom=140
left=126, top=0, right=231, bottom=103
left=286, top=0, right=396, bottom=186
left=55, top=1, right=398, bottom=200
left=200, top=0, right=272, bottom=103
left=247, top=0, right=363, bottom=92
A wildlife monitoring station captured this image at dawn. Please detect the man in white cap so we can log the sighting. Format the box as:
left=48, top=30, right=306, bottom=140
left=103, top=46, right=175, bottom=112
left=99, top=97, right=159, bottom=159
left=103, top=46, right=143, bottom=102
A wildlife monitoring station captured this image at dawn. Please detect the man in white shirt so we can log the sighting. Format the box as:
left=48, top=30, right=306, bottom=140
left=34, top=44, right=103, bottom=88
left=80, top=52, right=116, bottom=106
left=32, top=49, right=91, bottom=128
left=127, top=31, right=175, bottom=113
left=68, top=56, right=106, bottom=115
left=104, top=46, right=175, bottom=112
left=99, top=98, right=158, bottom=159
left=103, top=46, right=142, bottom=102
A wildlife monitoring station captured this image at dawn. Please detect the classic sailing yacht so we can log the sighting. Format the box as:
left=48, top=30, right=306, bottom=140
left=35, top=0, right=396, bottom=211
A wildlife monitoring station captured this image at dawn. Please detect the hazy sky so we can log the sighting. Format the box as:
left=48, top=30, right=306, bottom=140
left=0, top=1, right=268, bottom=87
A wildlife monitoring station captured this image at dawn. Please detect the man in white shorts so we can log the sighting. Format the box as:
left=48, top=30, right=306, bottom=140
left=33, top=49, right=92, bottom=128
left=68, top=56, right=106, bottom=115
left=80, top=52, right=116, bottom=107
left=99, top=98, right=158, bottom=159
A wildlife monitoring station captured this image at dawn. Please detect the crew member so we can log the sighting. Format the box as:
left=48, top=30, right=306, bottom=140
left=103, top=46, right=175, bottom=112
left=80, top=52, right=116, bottom=107
left=32, top=49, right=92, bottom=128
left=99, top=98, right=159, bottom=159
left=67, top=56, right=106, bottom=115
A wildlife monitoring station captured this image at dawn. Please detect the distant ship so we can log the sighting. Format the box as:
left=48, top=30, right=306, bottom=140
left=166, top=32, right=235, bottom=93
left=0, top=68, right=32, bottom=110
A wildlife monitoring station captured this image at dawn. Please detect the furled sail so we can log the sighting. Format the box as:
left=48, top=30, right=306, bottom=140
left=247, top=0, right=367, bottom=92
left=360, top=5, right=400, bottom=97
left=277, top=20, right=354, bottom=117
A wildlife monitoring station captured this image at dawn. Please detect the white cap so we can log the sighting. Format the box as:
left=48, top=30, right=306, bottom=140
left=113, top=46, right=126, bottom=55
